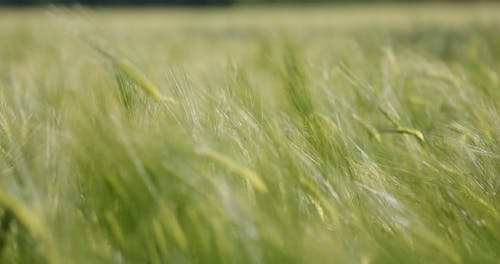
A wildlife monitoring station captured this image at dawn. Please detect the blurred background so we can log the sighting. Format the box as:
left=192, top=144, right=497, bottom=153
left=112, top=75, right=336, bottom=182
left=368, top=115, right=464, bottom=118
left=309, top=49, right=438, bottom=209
left=0, top=0, right=494, bottom=7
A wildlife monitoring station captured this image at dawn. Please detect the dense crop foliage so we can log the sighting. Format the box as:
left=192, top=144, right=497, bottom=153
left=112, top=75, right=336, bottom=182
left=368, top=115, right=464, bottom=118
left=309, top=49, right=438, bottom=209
left=0, top=5, right=499, bottom=263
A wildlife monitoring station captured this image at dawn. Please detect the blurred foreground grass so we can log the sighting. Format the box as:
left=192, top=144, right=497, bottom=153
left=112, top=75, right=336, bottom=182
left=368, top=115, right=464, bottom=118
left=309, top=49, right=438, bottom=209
left=0, top=4, right=500, bottom=263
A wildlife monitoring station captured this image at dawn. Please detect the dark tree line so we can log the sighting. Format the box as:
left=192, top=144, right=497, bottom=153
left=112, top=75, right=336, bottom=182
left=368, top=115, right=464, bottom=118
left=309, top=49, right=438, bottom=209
left=0, top=0, right=231, bottom=5
left=0, top=0, right=488, bottom=6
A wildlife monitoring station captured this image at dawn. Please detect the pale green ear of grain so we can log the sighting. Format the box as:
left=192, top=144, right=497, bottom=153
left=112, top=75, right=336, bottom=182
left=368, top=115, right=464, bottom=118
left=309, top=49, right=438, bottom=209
left=394, top=126, right=425, bottom=143
left=380, top=107, right=401, bottom=127
left=353, top=114, right=382, bottom=143
left=0, top=191, right=59, bottom=264
left=91, top=41, right=176, bottom=105
left=299, top=178, right=339, bottom=224
left=196, top=147, right=268, bottom=193
left=114, top=58, right=175, bottom=104
left=380, top=108, right=425, bottom=142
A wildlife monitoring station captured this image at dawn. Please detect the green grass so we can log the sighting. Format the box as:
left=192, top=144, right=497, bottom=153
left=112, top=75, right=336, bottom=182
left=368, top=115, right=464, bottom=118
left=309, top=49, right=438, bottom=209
left=1, top=4, right=500, bottom=263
